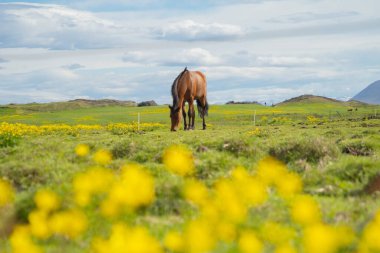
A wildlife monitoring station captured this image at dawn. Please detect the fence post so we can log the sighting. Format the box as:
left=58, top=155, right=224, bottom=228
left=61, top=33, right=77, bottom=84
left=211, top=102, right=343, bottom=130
left=253, top=110, right=256, bottom=127
left=138, top=112, right=140, bottom=131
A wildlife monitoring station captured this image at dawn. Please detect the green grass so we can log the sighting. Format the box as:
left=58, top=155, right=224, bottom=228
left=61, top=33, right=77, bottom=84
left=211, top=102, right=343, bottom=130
left=1, top=101, right=380, bottom=252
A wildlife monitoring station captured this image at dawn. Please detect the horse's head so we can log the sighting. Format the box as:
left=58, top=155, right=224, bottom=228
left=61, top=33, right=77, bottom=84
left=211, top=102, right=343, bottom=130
left=169, top=105, right=181, bottom=131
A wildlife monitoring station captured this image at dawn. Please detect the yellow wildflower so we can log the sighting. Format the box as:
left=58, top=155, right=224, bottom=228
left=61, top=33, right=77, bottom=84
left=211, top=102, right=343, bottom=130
left=360, top=210, right=380, bottom=252
left=75, top=143, right=90, bottom=157
left=73, top=167, right=114, bottom=206
left=164, top=230, right=184, bottom=252
left=303, top=223, right=346, bottom=253
left=28, top=210, right=51, bottom=239
left=214, top=179, right=247, bottom=223
left=260, top=221, right=296, bottom=246
left=290, top=195, right=321, bottom=226
left=10, top=225, right=43, bottom=253
left=183, top=179, right=209, bottom=207
left=231, top=167, right=268, bottom=206
left=0, top=178, right=14, bottom=207
left=276, top=172, right=303, bottom=198
left=102, top=164, right=155, bottom=216
left=233, top=174, right=268, bottom=207
left=216, top=221, right=237, bottom=243
left=238, top=230, right=263, bottom=253
left=93, top=223, right=162, bottom=253
left=256, top=156, right=287, bottom=186
left=274, top=244, right=297, bottom=253
left=34, top=189, right=60, bottom=212
left=163, top=145, right=194, bottom=176
left=184, top=219, right=216, bottom=253
left=93, top=149, right=112, bottom=165
left=49, top=209, right=88, bottom=239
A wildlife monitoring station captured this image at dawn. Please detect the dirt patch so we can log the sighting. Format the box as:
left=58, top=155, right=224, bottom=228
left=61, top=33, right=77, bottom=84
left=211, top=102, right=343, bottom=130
left=364, top=174, right=380, bottom=194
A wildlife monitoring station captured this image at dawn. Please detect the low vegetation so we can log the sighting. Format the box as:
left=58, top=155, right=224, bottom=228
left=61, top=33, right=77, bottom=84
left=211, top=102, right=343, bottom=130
left=0, top=98, right=380, bottom=252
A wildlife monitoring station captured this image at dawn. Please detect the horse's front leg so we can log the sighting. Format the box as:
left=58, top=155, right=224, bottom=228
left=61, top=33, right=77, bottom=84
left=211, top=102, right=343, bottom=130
left=182, top=104, right=188, bottom=130
left=188, top=101, right=195, bottom=130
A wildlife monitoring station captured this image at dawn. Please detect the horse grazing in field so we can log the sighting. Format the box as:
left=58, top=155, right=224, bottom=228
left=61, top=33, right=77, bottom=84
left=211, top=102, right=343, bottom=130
left=169, top=67, right=209, bottom=131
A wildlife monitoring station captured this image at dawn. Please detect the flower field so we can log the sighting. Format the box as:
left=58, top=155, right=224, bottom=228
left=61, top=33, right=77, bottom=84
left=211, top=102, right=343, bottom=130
left=1, top=102, right=380, bottom=252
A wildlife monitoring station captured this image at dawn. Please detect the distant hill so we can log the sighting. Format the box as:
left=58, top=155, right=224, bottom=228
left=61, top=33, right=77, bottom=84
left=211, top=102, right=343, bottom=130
left=138, top=100, right=158, bottom=107
left=5, top=99, right=137, bottom=112
left=351, top=80, right=380, bottom=104
left=276, top=94, right=367, bottom=107
left=277, top=95, right=341, bottom=106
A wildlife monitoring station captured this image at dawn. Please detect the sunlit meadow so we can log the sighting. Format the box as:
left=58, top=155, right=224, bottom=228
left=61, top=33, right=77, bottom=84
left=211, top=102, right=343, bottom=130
left=1, top=101, right=380, bottom=253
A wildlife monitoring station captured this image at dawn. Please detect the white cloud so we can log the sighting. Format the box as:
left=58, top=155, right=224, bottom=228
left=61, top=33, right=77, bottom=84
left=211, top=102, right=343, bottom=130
left=164, top=48, right=221, bottom=66
left=122, top=48, right=221, bottom=66
left=158, top=19, right=244, bottom=41
left=256, top=56, right=318, bottom=66
left=267, top=11, right=360, bottom=23
left=0, top=2, right=126, bottom=49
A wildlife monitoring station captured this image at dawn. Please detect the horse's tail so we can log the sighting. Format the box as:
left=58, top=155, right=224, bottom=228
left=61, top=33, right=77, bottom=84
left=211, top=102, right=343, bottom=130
left=196, top=98, right=209, bottom=118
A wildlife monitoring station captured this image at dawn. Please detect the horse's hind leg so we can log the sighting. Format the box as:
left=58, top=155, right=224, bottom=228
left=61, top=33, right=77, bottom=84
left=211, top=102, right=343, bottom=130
left=201, top=98, right=207, bottom=130
left=202, top=113, right=206, bottom=130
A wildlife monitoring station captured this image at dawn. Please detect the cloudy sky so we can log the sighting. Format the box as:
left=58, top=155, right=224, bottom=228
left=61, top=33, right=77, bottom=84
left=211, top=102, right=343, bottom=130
left=0, top=0, right=380, bottom=104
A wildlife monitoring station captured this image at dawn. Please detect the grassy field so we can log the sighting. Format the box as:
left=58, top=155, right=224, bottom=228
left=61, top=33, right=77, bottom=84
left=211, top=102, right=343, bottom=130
left=1, top=99, right=380, bottom=253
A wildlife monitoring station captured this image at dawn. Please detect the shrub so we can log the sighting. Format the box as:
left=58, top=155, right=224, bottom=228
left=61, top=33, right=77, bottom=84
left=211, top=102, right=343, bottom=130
left=269, top=137, right=339, bottom=165
left=341, top=140, right=374, bottom=156
left=0, top=133, right=20, bottom=148
left=112, top=140, right=137, bottom=159
left=219, top=138, right=254, bottom=157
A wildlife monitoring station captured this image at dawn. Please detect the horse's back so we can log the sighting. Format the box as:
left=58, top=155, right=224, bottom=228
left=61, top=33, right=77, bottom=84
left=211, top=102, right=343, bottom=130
left=189, top=71, right=207, bottom=99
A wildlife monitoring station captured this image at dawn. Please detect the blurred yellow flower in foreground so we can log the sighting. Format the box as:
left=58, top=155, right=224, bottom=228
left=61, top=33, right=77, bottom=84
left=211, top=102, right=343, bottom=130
left=256, top=156, right=287, bottom=186
left=238, top=230, right=263, bottom=253
left=184, top=219, right=216, bottom=253
left=163, top=145, right=194, bottom=176
left=216, top=221, right=236, bottom=242
left=183, top=179, right=209, bottom=207
left=274, top=244, right=297, bottom=253
left=164, top=230, right=184, bottom=252
left=303, top=223, right=353, bottom=253
left=0, top=178, right=14, bottom=207
left=10, top=226, right=42, bottom=253
left=231, top=167, right=268, bottom=206
left=101, top=164, right=155, bottom=216
left=49, top=209, right=88, bottom=239
left=75, top=143, right=90, bottom=157
left=34, top=189, right=60, bottom=212
left=261, top=221, right=296, bottom=246
left=93, top=223, right=162, bottom=253
left=214, top=179, right=247, bottom=223
left=73, top=167, right=114, bottom=206
left=28, top=210, right=51, bottom=239
left=93, top=149, right=112, bottom=165
left=290, top=195, right=321, bottom=226
left=276, top=172, right=303, bottom=198
left=360, top=209, right=380, bottom=252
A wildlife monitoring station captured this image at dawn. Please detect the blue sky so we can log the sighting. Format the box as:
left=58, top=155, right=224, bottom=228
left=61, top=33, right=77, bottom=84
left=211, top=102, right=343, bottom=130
left=0, top=0, right=380, bottom=104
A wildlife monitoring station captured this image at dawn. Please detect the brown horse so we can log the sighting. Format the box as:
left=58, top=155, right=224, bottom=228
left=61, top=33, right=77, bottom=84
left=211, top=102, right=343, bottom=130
left=169, top=67, right=209, bottom=131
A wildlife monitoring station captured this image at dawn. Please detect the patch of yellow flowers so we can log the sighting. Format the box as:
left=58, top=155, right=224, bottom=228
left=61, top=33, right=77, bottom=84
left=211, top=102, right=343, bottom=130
left=0, top=122, right=164, bottom=137
left=1, top=144, right=380, bottom=253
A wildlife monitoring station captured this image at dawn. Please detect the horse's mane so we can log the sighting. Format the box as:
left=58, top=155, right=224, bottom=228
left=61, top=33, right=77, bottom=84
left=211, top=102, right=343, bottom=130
left=171, top=67, right=188, bottom=109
